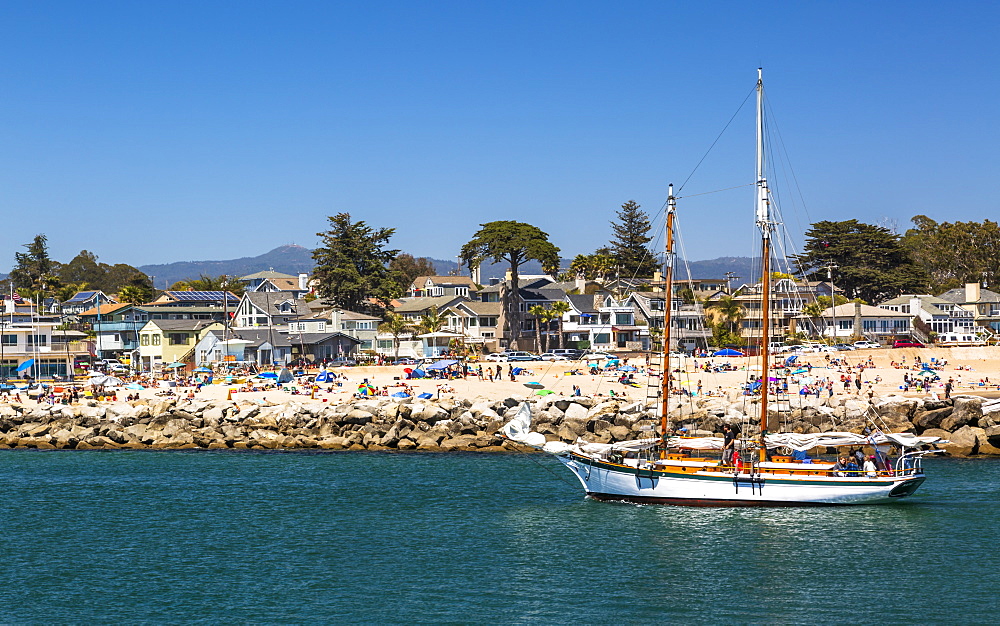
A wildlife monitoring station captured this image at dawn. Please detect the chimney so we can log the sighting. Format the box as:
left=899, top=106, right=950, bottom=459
left=575, top=276, right=586, bottom=293
left=966, top=282, right=981, bottom=303
left=470, top=265, right=481, bottom=286
left=299, top=273, right=309, bottom=292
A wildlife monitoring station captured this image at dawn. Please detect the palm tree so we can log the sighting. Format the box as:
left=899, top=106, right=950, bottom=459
left=705, top=294, right=746, bottom=337
left=415, top=305, right=445, bottom=335
left=528, top=305, right=547, bottom=353
left=549, top=301, right=570, bottom=349
left=378, top=312, right=413, bottom=361
left=118, top=284, right=153, bottom=305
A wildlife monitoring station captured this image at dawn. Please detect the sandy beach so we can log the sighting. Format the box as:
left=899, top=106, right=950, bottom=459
left=85, top=346, right=1000, bottom=407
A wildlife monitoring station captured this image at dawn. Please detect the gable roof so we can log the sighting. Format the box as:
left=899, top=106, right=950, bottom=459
left=241, top=270, right=298, bottom=280
left=938, top=287, right=1000, bottom=304
left=79, top=303, right=133, bottom=317
left=393, top=296, right=464, bottom=314
left=411, top=275, right=478, bottom=289
left=64, top=290, right=108, bottom=303
left=155, top=291, right=239, bottom=305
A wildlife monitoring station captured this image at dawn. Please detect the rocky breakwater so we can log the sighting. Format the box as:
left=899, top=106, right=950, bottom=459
left=0, top=393, right=997, bottom=457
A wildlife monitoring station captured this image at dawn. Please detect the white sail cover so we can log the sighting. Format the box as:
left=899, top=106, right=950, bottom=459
left=500, top=403, right=947, bottom=455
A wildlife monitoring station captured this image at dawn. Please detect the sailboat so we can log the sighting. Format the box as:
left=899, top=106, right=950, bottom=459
left=502, top=70, right=945, bottom=506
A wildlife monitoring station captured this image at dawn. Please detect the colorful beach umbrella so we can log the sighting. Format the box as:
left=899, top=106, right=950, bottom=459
left=523, top=382, right=544, bottom=389
left=536, top=389, right=555, bottom=396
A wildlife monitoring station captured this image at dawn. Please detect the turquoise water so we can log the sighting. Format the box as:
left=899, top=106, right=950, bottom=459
left=0, top=451, right=995, bottom=623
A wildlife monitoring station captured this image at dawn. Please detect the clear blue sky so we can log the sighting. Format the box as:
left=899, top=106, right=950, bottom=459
left=1, top=1, right=997, bottom=270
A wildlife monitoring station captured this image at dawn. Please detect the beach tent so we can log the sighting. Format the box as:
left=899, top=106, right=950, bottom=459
left=257, top=372, right=278, bottom=380
left=411, top=368, right=426, bottom=378
left=391, top=391, right=410, bottom=398
left=277, top=368, right=294, bottom=383
left=713, top=348, right=745, bottom=357
left=425, top=359, right=458, bottom=371
left=315, top=371, right=334, bottom=383
left=417, top=392, right=434, bottom=399
left=784, top=355, right=798, bottom=366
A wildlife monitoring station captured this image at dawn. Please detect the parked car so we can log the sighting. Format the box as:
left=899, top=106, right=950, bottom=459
left=580, top=352, right=614, bottom=361
left=854, top=340, right=881, bottom=349
left=505, top=351, right=538, bottom=361
left=483, top=353, right=508, bottom=362
left=834, top=344, right=856, bottom=351
left=892, top=340, right=925, bottom=348
left=392, top=358, right=418, bottom=365
left=108, top=363, right=129, bottom=373
left=551, top=348, right=584, bottom=359
left=539, top=352, right=571, bottom=361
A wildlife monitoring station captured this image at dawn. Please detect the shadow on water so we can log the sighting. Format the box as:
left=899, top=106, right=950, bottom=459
left=0, top=451, right=996, bottom=622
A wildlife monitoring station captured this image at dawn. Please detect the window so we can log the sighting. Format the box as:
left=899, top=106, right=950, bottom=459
left=1, top=335, right=16, bottom=345
left=615, top=313, right=633, bottom=325
left=318, top=322, right=327, bottom=331
left=838, top=320, right=853, bottom=330
left=479, top=317, right=497, bottom=327
left=377, top=340, right=393, bottom=350
left=113, top=334, right=121, bottom=342
left=651, top=300, right=665, bottom=311
left=168, top=333, right=188, bottom=345
left=26, top=335, right=47, bottom=346
left=593, top=333, right=611, bottom=344
left=152, top=334, right=161, bottom=346
left=140, top=334, right=150, bottom=346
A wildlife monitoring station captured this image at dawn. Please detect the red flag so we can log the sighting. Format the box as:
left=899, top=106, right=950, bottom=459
left=11, top=292, right=23, bottom=304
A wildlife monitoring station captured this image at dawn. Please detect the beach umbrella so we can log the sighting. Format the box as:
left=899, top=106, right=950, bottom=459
left=15, top=359, right=34, bottom=373
left=713, top=348, right=744, bottom=357
left=126, top=383, right=144, bottom=390
left=391, top=391, right=410, bottom=398
left=194, top=366, right=213, bottom=373
left=164, top=362, right=185, bottom=369
left=536, top=389, right=555, bottom=396
left=417, top=392, right=434, bottom=399
left=915, top=370, right=937, bottom=377
left=357, top=383, right=375, bottom=396
left=523, top=382, right=544, bottom=389
left=620, top=365, right=637, bottom=372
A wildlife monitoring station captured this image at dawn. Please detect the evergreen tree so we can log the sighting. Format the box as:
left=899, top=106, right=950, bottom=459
left=461, top=221, right=560, bottom=346
left=609, top=200, right=656, bottom=278
left=10, top=234, right=54, bottom=293
left=312, top=213, right=401, bottom=315
left=389, top=253, right=437, bottom=292
left=901, top=215, right=1000, bottom=292
left=792, top=219, right=928, bottom=304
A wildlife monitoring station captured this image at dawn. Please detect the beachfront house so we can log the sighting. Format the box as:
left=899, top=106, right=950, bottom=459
left=150, top=290, right=240, bottom=308
left=232, top=293, right=310, bottom=329
left=138, top=319, right=225, bottom=371
left=281, top=330, right=362, bottom=363
left=406, top=276, right=477, bottom=299
left=626, top=291, right=711, bottom=352
left=936, top=283, right=1000, bottom=338
left=194, top=329, right=293, bottom=367
left=878, top=294, right=975, bottom=342
left=240, top=270, right=312, bottom=299
left=805, top=302, right=912, bottom=342
left=0, top=320, right=88, bottom=380
left=60, top=290, right=116, bottom=315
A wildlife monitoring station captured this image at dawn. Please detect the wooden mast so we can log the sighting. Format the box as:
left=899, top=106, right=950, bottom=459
left=659, top=186, right=676, bottom=458
left=755, top=68, right=773, bottom=463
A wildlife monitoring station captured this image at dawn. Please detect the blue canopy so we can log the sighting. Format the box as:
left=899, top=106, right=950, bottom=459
left=784, top=355, right=798, bottom=366
left=425, top=359, right=458, bottom=371
left=411, top=368, right=426, bottom=378
left=315, top=371, right=334, bottom=382
left=417, top=392, right=434, bottom=399
left=15, top=359, right=34, bottom=372
left=391, top=391, right=410, bottom=398
left=257, top=372, right=279, bottom=379
left=713, top=349, right=744, bottom=357
left=620, top=365, right=637, bottom=372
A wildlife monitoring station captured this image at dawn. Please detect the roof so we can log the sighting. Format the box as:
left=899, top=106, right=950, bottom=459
left=879, top=294, right=944, bottom=306
left=241, top=270, right=298, bottom=280
left=938, top=287, right=1000, bottom=304
left=79, top=303, right=133, bottom=317
left=156, top=291, right=239, bottom=304
left=230, top=329, right=292, bottom=348
left=241, top=292, right=309, bottom=311
left=281, top=331, right=362, bottom=345
left=476, top=277, right=558, bottom=293
left=339, top=309, right=381, bottom=321
left=567, top=294, right=598, bottom=313
left=453, top=300, right=502, bottom=315
left=64, top=290, right=106, bottom=303
left=143, top=319, right=223, bottom=332
left=392, top=296, right=462, bottom=314
left=411, top=275, right=478, bottom=289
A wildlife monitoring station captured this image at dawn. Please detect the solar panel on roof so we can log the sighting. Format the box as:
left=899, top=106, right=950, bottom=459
left=66, top=290, right=98, bottom=302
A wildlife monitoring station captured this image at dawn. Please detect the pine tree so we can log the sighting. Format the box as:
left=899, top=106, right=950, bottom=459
left=609, top=200, right=656, bottom=278
left=312, top=213, right=401, bottom=315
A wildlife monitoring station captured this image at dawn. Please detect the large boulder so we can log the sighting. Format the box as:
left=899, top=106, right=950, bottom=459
left=563, top=403, right=589, bottom=421
left=940, top=397, right=984, bottom=432
left=912, top=407, right=953, bottom=432
left=938, top=425, right=979, bottom=456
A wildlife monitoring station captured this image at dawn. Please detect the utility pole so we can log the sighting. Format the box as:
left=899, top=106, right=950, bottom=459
left=824, top=263, right=838, bottom=342
left=724, top=272, right=740, bottom=295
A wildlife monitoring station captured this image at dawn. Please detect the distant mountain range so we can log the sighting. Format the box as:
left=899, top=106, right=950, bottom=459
left=137, top=245, right=760, bottom=290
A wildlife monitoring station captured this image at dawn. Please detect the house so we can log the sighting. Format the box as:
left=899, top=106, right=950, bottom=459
left=194, top=328, right=293, bottom=366
left=406, top=275, right=477, bottom=298
left=717, top=278, right=821, bottom=340
left=241, top=270, right=312, bottom=298
left=476, top=277, right=571, bottom=348
left=232, top=293, right=310, bottom=329
left=150, top=290, right=240, bottom=308
left=281, top=330, right=362, bottom=363
left=138, top=319, right=225, bottom=370
left=806, top=302, right=912, bottom=341
left=626, top=291, right=711, bottom=352
left=392, top=296, right=466, bottom=324
left=936, top=283, right=1000, bottom=336
left=440, top=301, right=502, bottom=344
left=60, top=290, right=116, bottom=315
left=0, top=320, right=88, bottom=379
left=878, top=294, right=975, bottom=340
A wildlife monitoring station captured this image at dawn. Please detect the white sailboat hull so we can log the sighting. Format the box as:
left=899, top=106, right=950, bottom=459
left=558, top=454, right=926, bottom=506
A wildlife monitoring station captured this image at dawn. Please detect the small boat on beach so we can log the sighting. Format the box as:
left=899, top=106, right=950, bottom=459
left=501, top=69, right=946, bottom=506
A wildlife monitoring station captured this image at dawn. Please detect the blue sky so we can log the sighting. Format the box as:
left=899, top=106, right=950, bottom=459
left=0, top=1, right=997, bottom=270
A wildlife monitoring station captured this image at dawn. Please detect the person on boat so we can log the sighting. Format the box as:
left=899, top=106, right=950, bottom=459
left=830, top=456, right=849, bottom=477
left=864, top=455, right=878, bottom=478
left=721, top=424, right=736, bottom=466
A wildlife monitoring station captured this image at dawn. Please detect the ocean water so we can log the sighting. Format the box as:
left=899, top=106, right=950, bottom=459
left=0, top=451, right=995, bottom=624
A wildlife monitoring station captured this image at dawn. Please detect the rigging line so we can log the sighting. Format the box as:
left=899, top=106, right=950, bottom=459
left=677, top=182, right=756, bottom=199
left=677, top=84, right=757, bottom=193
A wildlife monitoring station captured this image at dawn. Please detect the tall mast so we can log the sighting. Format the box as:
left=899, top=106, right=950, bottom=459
left=659, top=185, right=676, bottom=458
left=755, top=68, right=773, bottom=460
